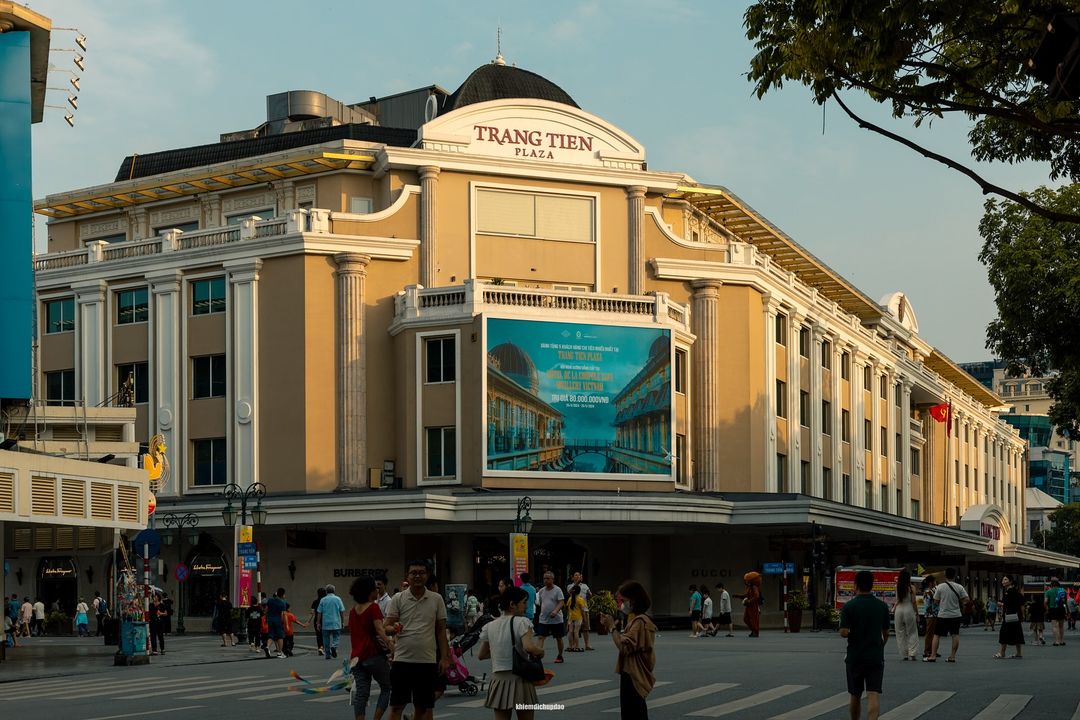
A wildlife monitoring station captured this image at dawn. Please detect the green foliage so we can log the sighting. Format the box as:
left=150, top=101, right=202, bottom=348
left=980, top=186, right=1080, bottom=434
left=1030, top=503, right=1080, bottom=556
left=744, top=0, right=1080, bottom=221
left=788, top=591, right=809, bottom=610
left=816, top=605, right=840, bottom=627
left=589, top=589, right=618, bottom=616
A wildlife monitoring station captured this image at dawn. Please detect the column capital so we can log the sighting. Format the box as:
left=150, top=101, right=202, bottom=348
left=224, top=259, right=263, bottom=283
left=691, top=279, right=723, bottom=297
left=418, top=165, right=441, bottom=181
left=72, top=279, right=107, bottom=302
left=148, top=270, right=183, bottom=294
left=626, top=185, right=648, bottom=199
left=334, top=252, right=371, bottom=275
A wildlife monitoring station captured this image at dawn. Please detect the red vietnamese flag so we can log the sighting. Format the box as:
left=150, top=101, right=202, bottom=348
left=928, top=401, right=953, bottom=433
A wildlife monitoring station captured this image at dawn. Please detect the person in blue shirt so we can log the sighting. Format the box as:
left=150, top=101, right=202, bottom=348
left=316, top=584, right=347, bottom=659
left=688, top=584, right=703, bottom=637
left=266, top=588, right=288, bottom=659
left=519, top=573, right=538, bottom=622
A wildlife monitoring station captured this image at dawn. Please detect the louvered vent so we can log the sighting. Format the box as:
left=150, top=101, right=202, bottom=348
left=95, top=425, right=123, bottom=442
left=55, top=527, right=74, bottom=550
left=61, top=478, right=86, bottom=518
left=13, top=528, right=31, bottom=551
left=52, top=425, right=82, bottom=441
left=0, top=472, right=14, bottom=513
left=78, top=527, right=97, bottom=550
left=34, top=527, right=52, bottom=549
left=90, top=483, right=113, bottom=520
left=31, top=476, right=56, bottom=515
left=117, top=485, right=139, bottom=522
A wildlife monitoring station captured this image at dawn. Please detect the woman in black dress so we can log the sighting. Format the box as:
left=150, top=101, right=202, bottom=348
left=1028, top=593, right=1046, bottom=645
left=995, top=575, right=1025, bottom=659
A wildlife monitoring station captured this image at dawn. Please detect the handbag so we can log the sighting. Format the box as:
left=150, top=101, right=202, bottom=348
left=510, top=617, right=545, bottom=683
left=1004, top=613, right=1019, bottom=623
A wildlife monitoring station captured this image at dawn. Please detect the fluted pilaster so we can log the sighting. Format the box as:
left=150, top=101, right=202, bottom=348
left=691, top=280, right=722, bottom=491
left=627, top=186, right=647, bottom=295
left=335, top=253, right=370, bottom=491
left=419, top=166, right=440, bottom=287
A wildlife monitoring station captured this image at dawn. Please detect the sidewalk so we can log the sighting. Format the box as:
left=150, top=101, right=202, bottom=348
left=0, top=634, right=308, bottom=683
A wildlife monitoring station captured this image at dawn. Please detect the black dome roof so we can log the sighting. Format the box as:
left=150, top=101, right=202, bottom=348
left=442, top=60, right=579, bottom=114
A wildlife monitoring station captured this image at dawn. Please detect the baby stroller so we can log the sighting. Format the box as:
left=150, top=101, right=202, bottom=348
left=446, top=613, right=493, bottom=696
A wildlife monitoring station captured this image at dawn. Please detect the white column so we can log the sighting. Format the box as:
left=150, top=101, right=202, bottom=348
left=72, top=280, right=107, bottom=407
left=149, top=271, right=182, bottom=496
left=830, top=342, right=843, bottom=501
left=627, top=186, right=647, bottom=295
left=419, top=166, right=440, bottom=288
left=809, top=323, right=824, bottom=497
left=900, top=379, right=912, bottom=518
left=763, top=295, right=779, bottom=492
left=691, top=280, right=722, bottom=492
left=885, top=369, right=897, bottom=514
left=869, top=360, right=881, bottom=510
left=225, top=260, right=261, bottom=490
left=852, top=352, right=866, bottom=507
left=787, top=314, right=803, bottom=493
left=335, top=253, right=370, bottom=491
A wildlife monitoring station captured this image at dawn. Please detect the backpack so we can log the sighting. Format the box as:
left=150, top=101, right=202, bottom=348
left=97, top=599, right=109, bottom=616
left=1055, top=588, right=1067, bottom=609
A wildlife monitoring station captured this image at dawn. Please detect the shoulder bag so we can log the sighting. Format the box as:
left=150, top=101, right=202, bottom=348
left=510, top=617, right=545, bottom=682
left=945, top=582, right=972, bottom=618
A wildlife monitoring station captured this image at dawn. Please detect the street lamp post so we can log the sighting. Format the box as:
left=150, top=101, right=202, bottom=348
left=220, top=483, right=268, bottom=644
left=159, top=512, right=199, bottom=634
left=510, top=497, right=533, bottom=586
left=513, top=496, right=533, bottom=534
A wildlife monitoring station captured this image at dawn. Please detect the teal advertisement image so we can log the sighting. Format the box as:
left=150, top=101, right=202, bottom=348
left=0, top=31, right=33, bottom=400
left=486, top=318, right=672, bottom=477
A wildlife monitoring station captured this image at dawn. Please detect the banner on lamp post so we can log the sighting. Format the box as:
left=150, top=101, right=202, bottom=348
left=510, top=533, right=529, bottom=586
left=238, top=568, right=254, bottom=607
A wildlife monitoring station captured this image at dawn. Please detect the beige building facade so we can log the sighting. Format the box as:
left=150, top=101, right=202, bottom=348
left=27, top=62, right=1074, bottom=623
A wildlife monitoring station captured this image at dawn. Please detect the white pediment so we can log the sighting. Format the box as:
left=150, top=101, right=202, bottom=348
left=419, top=99, right=646, bottom=169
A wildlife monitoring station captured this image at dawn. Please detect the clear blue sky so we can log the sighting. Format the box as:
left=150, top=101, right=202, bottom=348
left=28, top=0, right=1053, bottom=363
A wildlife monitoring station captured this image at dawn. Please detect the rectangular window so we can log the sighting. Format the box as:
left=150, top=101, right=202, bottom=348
left=349, top=196, right=374, bottom=214
left=911, top=499, right=920, bottom=521
left=425, top=336, right=456, bottom=383
left=192, top=277, right=226, bottom=315
left=45, top=369, right=75, bottom=407
left=821, top=341, right=831, bottom=369
left=955, top=459, right=960, bottom=483
left=896, top=489, right=903, bottom=515
left=956, top=506, right=961, bottom=525
left=895, top=384, right=902, bottom=406
left=192, top=355, right=226, bottom=399
left=116, top=362, right=149, bottom=404
left=777, top=453, right=787, bottom=491
left=799, top=327, right=809, bottom=357
left=864, top=419, right=872, bottom=451
left=193, top=438, right=227, bottom=486
left=881, top=427, right=888, bottom=457
left=776, top=380, right=786, bottom=418
left=775, top=314, right=786, bottom=344
left=965, top=464, right=969, bottom=487
left=476, top=188, right=594, bottom=243
left=865, top=480, right=873, bottom=509
left=879, top=375, right=887, bottom=399
left=822, top=467, right=832, bottom=500
left=801, top=461, right=811, bottom=495
left=841, top=409, right=851, bottom=442
left=911, top=448, right=921, bottom=473
left=800, top=391, right=810, bottom=427
left=674, top=349, right=687, bottom=394
left=822, top=400, right=832, bottom=435
left=226, top=209, right=273, bottom=225
left=426, top=427, right=457, bottom=478
left=863, top=365, right=872, bottom=391
left=676, top=434, right=686, bottom=483
left=895, top=433, right=901, bottom=458
left=984, top=471, right=988, bottom=492
left=116, top=288, right=149, bottom=325
left=842, top=474, right=851, bottom=504
left=45, top=298, right=75, bottom=334
left=841, top=352, right=850, bottom=380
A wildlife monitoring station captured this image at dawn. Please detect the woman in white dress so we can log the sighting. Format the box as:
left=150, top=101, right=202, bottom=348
left=894, top=568, right=919, bottom=660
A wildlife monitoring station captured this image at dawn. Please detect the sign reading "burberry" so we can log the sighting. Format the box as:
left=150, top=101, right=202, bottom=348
left=473, top=125, right=596, bottom=159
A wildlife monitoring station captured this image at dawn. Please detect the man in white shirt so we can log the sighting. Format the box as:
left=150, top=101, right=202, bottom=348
left=928, top=567, right=968, bottom=663
left=32, top=598, right=45, bottom=637
left=375, top=575, right=392, bottom=616
left=566, top=571, right=594, bottom=650
left=716, top=583, right=734, bottom=637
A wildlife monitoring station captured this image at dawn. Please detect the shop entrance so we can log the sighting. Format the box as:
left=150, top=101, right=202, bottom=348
left=186, top=537, right=229, bottom=617
left=38, top=557, right=78, bottom=615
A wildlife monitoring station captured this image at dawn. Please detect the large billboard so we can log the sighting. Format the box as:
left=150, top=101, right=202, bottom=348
left=485, top=317, right=673, bottom=480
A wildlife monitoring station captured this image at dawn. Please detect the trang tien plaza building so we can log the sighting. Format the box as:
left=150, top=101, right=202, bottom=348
left=14, top=56, right=1076, bottom=627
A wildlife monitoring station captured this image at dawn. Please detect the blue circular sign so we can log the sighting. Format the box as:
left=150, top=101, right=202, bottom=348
left=132, top=528, right=162, bottom=558
left=175, top=563, right=190, bottom=583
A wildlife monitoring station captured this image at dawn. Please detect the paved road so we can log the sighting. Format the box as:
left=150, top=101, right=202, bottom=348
left=1, top=628, right=1078, bottom=719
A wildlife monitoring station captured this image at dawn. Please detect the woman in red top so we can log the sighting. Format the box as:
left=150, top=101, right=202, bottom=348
left=349, top=577, right=393, bottom=720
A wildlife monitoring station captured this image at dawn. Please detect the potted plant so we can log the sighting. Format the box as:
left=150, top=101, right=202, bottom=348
left=589, top=590, right=618, bottom=634
left=815, top=604, right=840, bottom=631
left=787, top=591, right=808, bottom=633
left=45, top=610, right=71, bottom=636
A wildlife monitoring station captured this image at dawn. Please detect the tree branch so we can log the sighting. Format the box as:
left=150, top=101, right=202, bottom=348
left=831, top=92, right=1080, bottom=225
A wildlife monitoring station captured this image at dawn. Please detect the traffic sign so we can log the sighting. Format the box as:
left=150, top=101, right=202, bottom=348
left=133, top=528, right=162, bottom=558
left=237, top=542, right=257, bottom=555
left=175, top=563, right=190, bottom=583
left=763, top=562, right=795, bottom=575
left=241, top=555, right=259, bottom=570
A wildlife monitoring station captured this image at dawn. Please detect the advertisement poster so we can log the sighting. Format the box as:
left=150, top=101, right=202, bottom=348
left=237, top=568, right=254, bottom=607
left=445, top=583, right=467, bottom=631
left=486, top=318, right=672, bottom=478
left=510, top=533, right=529, bottom=585
left=834, top=567, right=900, bottom=611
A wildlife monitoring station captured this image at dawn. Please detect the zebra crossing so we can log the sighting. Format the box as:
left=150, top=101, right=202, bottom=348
left=0, top=670, right=1071, bottom=719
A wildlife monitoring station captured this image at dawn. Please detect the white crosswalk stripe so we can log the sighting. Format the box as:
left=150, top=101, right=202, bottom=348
left=0, top=674, right=168, bottom=697
left=187, top=677, right=290, bottom=699
left=688, top=684, right=808, bottom=717
left=559, top=680, right=671, bottom=708
left=450, top=678, right=609, bottom=709
left=767, top=691, right=851, bottom=720
left=970, top=695, right=1032, bottom=720
left=0, top=675, right=214, bottom=702
left=122, top=675, right=266, bottom=700
left=602, top=682, right=739, bottom=712
left=879, top=690, right=955, bottom=720
left=1072, top=700, right=1080, bottom=720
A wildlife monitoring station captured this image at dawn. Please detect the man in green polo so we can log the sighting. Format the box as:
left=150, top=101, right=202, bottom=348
left=839, top=570, right=890, bottom=720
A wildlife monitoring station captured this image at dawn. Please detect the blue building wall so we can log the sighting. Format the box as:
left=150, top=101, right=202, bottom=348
left=0, top=30, right=33, bottom=400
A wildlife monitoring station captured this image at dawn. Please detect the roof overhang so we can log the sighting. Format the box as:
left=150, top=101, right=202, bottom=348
left=668, top=184, right=885, bottom=321
left=0, top=1, right=51, bottom=123
left=35, top=146, right=377, bottom=219
left=925, top=349, right=1004, bottom=408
